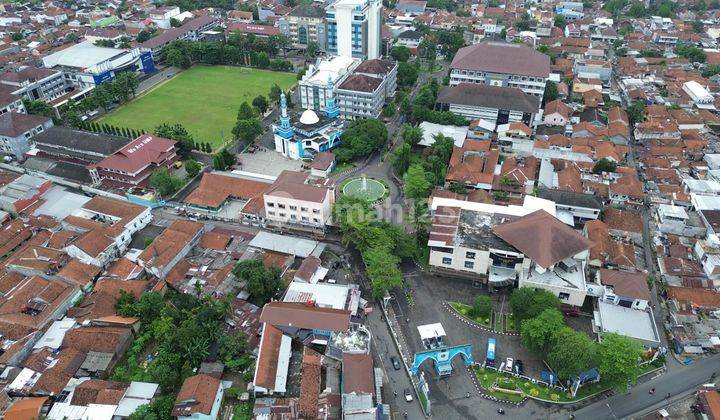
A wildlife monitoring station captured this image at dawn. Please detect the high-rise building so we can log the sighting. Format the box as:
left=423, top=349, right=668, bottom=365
left=326, top=0, right=382, bottom=59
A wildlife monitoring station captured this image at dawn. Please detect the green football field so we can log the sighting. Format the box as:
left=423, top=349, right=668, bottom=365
left=97, top=65, right=296, bottom=150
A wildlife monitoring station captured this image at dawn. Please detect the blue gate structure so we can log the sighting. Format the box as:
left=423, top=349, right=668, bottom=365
left=410, top=344, right=474, bottom=376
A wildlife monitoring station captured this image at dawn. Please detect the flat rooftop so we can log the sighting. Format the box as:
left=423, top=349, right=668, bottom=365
left=42, top=41, right=128, bottom=69
left=596, top=301, right=660, bottom=346
left=456, top=209, right=517, bottom=252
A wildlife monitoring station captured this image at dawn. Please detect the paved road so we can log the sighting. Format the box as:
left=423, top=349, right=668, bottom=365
left=366, top=304, right=426, bottom=419
left=574, top=354, right=720, bottom=420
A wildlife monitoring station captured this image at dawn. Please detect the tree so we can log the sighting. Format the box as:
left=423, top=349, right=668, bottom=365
left=269, top=84, right=283, bottom=103
left=554, top=15, right=566, bottom=29
left=236, top=102, right=257, bottom=120
left=692, top=20, right=705, bottom=34
left=232, top=118, right=263, bottom=142
left=95, top=39, right=116, bottom=47
left=137, top=30, right=152, bottom=43
left=149, top=168, right=184, bottom=197
left=471, top=295, right=492, bottom=319
left=364, top=245, right=403, bottom=298
left=165, top=48, right=191, bottom=68
left=510, top=288, right=562, bottom=329
left=626, top=100, right=646, bottom=126
left=219, top=333, right=251, bottom=371
left=23, top=99, right=55, bottom=120
left=115, top=290, right=137, bottom=316
left=520, top=308, right=565, bottom=354
left=597, top=333, right=643, bottom=391
left=114, top=72, right=139, bottom=102
left=543, top=81, right=559, bottom=104
left=10, top=32, right=23, bottom=41
left=674, top=43, right=706, bottom=63
left=233, top=259, right=282, bottom=305
left=390, top=46, right=411, bottom=62
left=400, top=124, right=423, bottom=146
left=184, top=159, right=201, bottom=178
left=404, top=163, right=432, bottom=199
left=593, top=158, right=617, bottom=174
left=252, top=95, right=269, bottom=114
left=547, top=327, right=597, bottom=379
left=306, top=41, right=319, bottom=58
left=334, top=119, right=388, bottom=162
left=154, top=123, right=195, bottom=157
left=397, top=62, right=419, bottom=87
left=170, top=17, right=182, bottom=27
left=392, top=142, right=412, bottom=176
left=128, top=395, right=175, bottom=420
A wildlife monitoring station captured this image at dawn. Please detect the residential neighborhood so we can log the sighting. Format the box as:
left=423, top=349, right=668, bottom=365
left=0, top=0, right=719, bottom=419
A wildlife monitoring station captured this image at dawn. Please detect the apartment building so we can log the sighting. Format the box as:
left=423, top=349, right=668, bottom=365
left=0, top=112, right=54, bottom=159
left=449, top=41, right=551, bottom=100
left=436, top=83, right=540, bottom=127
left=336, top=59, right=397, bottom=119
left=0, top=67, right=67, bottom=102
left=326, top=0, right=382, bottom=59
left=0, top=85, right=26, bottom=115
left=280, top=4, right=327, bottom=50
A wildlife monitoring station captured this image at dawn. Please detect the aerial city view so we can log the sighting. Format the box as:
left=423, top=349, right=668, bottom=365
left=1, top=0, right=720, bottom=418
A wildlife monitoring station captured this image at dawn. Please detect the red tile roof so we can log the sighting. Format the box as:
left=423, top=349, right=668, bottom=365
left=172, top=374, right=221, bottom=416
left=93, top=134, right=176, bottom=173
left=493, top=210, right=592, bottom=268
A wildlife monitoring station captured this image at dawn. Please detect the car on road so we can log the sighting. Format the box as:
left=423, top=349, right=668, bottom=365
left=505, top=357, right=514, bottom=372
left=404, top=389, right=413, bottom=402
left=390, top=356, right=401, bottom=370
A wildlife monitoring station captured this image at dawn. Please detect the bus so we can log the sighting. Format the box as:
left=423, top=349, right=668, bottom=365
left=486, top=337, right=496, bottom=367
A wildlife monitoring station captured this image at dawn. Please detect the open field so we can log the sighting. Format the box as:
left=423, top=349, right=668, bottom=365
left=98, top=65, right=296, bottom=150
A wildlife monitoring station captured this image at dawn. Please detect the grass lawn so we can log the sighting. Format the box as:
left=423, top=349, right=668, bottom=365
left=98, top=65, right=296, bottom=150
left=449, top=302, right=492, bottom=328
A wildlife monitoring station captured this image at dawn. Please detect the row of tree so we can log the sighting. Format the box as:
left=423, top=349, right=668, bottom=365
left=333, top=195, right=417, bottom=297
left=162, top=37, right=294, bottom=71
left=512, top=288, right=643, bottom=390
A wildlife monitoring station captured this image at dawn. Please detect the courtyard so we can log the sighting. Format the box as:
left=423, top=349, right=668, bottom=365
left=97, top=65, right=296, bottom=151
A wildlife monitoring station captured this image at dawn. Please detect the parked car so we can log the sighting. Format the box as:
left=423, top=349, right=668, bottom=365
left=505, top=357, right=514, bottom=372
left=516, top=359, right=524, bottom=375
left=404, top=389, right=413, bottom=402
left=390, top=356, right=401, bottom=370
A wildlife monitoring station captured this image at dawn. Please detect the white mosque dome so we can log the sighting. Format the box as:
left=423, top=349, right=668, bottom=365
left=299, top=109, right=320, bottom=125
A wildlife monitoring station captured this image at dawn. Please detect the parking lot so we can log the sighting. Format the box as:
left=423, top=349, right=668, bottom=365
left=236, top=146, right=303, bottom=177
left=387, top=265, right=583, bottom=418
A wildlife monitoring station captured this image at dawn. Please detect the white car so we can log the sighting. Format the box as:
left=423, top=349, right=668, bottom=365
left=505, top=357, right=514, bottom=372
left=404, top=389, right=413, bottom=402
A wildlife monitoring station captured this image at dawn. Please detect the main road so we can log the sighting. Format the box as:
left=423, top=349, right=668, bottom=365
left=572, top=354, right=719, bottom=420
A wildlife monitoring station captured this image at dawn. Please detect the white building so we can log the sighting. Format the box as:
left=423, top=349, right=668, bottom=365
left=428, top=201, right=592, bottom=305
left=683, top=80, right=715, bottom=109
left=263, top=170, right=336, bottom=228
left=299, top=56, right=360, bottom=112
left=42, top=42, right=155, bottom=89
left=326, top=0, right=382, bottom=59
left=148, top=6, right=182, bottom=28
